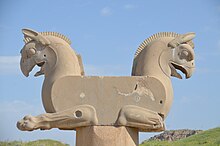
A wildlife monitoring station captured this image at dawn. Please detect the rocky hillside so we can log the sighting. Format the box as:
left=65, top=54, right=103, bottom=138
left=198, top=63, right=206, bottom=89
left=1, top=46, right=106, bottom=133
left=1, top=128, right=220, bottom=146
left=148, top=129, right=203, bottom=141
left=141, top=127, right=220, bottom=146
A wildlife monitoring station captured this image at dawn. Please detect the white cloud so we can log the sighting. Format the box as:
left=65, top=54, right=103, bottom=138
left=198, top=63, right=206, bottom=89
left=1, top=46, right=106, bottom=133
left=0, top=25, right=16, bottom=31
left=100, top=7, right=112, bottom=16
left=0, top=56, right=20, bottom=74
left=0, top=100, right=75, bottom=146
left=0, top=100, right=41, bottom=138
left=0, top=56, right=131, bottom=76
left=0, top=100, right=42, bottom=114
left=84, top=64, right=130, bottom=76
left=179, top=96, right=191, bottom=104
left=216, top=5, right=220, bottom=12
left=218, top=39, right=220, bottom=49
left=123, top=4, right=136, bottom=10
left=0, top=56, right=20, bottom=64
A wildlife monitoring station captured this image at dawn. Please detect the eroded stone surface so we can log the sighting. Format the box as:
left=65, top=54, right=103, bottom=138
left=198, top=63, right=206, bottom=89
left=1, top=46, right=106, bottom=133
left=76, top=126, right=138, bottom=146
left=17, top=29, right=196, bottom=133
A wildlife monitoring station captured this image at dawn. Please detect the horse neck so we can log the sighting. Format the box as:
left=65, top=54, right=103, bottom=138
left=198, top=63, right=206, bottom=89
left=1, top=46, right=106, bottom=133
left=138, top=40, right=171, bottom=82
left=45, top=42, right=81, bottom=82
left=135, top=39, right=174, bottom=117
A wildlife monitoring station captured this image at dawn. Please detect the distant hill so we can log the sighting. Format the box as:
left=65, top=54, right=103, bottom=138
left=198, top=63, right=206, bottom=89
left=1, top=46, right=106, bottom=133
left=140, top=127, right=220, bottom=146
left=0, top=139, right=69, bottom=146
left=148, top=129, right=203, bottom=141
left=1, top=127, right=220, bottom=146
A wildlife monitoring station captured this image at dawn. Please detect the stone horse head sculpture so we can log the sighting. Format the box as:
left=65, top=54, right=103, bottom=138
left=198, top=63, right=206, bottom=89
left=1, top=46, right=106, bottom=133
left=17, top=29, right=195, bottom=133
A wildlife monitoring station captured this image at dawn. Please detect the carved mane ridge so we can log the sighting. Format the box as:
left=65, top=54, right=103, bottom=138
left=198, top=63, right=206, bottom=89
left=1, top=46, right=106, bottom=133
left=23, top=31, right=71, bottom=45
left=134, top=32, right=179, bottom=59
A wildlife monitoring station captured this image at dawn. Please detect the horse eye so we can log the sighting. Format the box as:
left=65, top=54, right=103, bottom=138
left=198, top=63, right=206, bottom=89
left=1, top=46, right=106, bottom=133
left=28, top=48, right=36, bottom=55
left=182, top=50, right=188, bottom=56
left=178, top=50, right=188, bottom=60
left=179, top=50, right=193, bottom=61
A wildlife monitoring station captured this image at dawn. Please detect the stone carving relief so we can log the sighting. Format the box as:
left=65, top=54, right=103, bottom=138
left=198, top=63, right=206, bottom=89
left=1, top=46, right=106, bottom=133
left=17, top=29, right=195, bottom=132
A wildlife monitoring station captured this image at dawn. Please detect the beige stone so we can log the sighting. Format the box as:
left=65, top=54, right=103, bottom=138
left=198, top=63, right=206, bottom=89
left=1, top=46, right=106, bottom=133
left=17, top=29, right=196, bottom=145
left=76, top=126, right=138, bottom=146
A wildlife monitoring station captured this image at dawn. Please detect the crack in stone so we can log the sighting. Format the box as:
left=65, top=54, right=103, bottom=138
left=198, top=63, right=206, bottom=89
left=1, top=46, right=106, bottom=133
left=115, top=79, right=155, bottom=101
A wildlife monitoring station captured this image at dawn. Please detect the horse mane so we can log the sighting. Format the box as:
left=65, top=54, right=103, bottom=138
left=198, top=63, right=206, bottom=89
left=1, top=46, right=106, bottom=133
left=134, top=32, right=179, bottom=59
left=23, top=31, right=71, bottom=45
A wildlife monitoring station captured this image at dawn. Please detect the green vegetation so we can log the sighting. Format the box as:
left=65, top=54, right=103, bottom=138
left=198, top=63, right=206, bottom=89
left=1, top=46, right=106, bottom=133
left=140, top=127, right=220, bottom=146
left=0, top=139, right=69, bottom=146
left=1, top=127, right=220, bottom=146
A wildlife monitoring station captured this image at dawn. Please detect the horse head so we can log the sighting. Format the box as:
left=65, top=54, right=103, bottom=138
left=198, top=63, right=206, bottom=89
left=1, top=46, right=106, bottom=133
left=20, top=29, right=55, bottom=77
left=161, top=32, right=195, bottom=79
left=132, top=32, right=195, bottom=80
left=20, top=28, right=83, bottom=78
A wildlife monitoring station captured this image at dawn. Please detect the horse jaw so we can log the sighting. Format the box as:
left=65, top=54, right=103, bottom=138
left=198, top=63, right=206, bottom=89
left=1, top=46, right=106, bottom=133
left=20, top=54, right=46, bottom=77
left=169, top=44, right=195, bottom=79
left=159, top=45, right=195, bottom=79
left=169, top=62, right=195, bottom=79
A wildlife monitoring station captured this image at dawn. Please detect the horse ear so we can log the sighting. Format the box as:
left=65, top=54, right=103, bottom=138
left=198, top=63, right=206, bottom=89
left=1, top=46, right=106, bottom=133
left=22, top=28, right=39, bottom=38
left=22, top=28, right=50, bottom=45
left=168, top=32, right=195, bottom=48
left=181, top=32, right=195, bottom=42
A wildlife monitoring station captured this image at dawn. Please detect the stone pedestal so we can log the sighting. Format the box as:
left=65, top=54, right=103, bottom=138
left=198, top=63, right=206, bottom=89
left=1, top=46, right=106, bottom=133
left=76, top=126, right=138, bottom=146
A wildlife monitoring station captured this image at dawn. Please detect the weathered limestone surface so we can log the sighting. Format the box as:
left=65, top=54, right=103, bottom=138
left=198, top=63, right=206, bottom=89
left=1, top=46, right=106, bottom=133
left=17, top=28, right=196, bottom=145
left=76, top=126, right=138, bottom=146
left=52, top=76, right=165, bottom=126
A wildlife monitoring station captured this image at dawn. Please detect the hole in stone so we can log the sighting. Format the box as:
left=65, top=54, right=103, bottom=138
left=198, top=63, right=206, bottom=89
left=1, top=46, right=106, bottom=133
left=134, top=84, right=138, bottom=90
left=160, top=100, right=163, bottom=104
left=44, top=54, right=46, bottom=57
left=75, top=110, right=82, bottom=118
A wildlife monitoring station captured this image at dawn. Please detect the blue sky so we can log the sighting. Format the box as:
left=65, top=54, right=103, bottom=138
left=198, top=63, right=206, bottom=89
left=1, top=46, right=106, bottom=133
left=0, top=0, right=220, bottom=145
